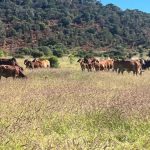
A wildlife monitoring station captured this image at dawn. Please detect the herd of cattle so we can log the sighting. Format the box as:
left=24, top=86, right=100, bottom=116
left=77, top=57, right=150, bottom=75
left=0, top=58, right=50, bottom=79
left=0, top=57, right=150, bottom=80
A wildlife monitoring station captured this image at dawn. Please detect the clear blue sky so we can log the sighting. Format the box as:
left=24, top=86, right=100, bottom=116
left=101, top=0, right=150, bottom=13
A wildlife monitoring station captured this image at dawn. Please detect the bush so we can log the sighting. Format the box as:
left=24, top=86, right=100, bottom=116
left=13, top=54, right=24, bottom=58
left=53, top=49, right=63, bottom=57
left=0, top=49, right=5, bottom=57
left=147, top=50, right=150, bottom=58
left=76, top=50, right=94, bottom=58
left=103, top=49, right=127, bottom=59
left=31, top=51, right=44, bottom=58
left=68, top=54, right=75, bottom=64
left=49, top=56, right=59, bottom=68
left=59, top=17, right=70, bottom=27
left=17, top=47, right=32, bottom=55
left=38, top=46, right=53, bottom=56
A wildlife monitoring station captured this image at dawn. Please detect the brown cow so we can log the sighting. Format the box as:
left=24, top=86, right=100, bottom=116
left=91, top=58, right=114, bottom=71
left=0, top=65, right=27, bottom=79
left=114, top=60, right=142, bottom=75
left=91, top=58, right=101, bottom=71
left=107, top=59, right=114, bottom=70
left=83, top=57, right=93, bottom=72
left=33, top=59, right=50, bottom=68
left=24, top=59, right=43, bottom=69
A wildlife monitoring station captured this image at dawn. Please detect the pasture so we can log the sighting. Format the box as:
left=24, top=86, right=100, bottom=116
left=0, top=57, right=150, bottom=149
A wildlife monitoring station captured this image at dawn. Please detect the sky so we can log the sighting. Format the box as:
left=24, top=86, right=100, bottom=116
left=101, top=0, right=150, bottom=13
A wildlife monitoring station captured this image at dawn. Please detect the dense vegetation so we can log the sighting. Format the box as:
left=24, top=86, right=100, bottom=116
left=0, top=0, right=150, bottom=55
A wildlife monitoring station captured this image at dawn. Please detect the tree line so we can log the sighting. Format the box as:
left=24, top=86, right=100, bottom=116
left=0, top=0, right=150, bottom=56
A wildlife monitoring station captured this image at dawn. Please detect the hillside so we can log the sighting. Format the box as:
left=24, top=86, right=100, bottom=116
left=0, top=0, right=150, bottom=53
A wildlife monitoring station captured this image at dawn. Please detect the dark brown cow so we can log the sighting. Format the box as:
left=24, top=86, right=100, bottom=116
left=114, top=60, right=142, bottom=75
left=0, top=57, right=17, bottom=66
left=0, top=57, right=23, bottom=71
left=77, top=58, right=87, bottom=71
left=0, top=65, right=27, bottom=79
left=83, top=57, right=93, bottom=72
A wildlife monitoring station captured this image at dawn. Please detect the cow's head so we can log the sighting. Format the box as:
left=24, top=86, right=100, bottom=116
left=24, top=59, right=33, bottom=69
left=24, top=59, right=29, bottom=65
left=139, top=59, right=145, bottom=65
left=11, top=57, right=18, bottom=65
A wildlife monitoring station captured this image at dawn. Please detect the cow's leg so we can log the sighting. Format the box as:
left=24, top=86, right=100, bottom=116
left=118, top=69, right=121, bottom=74
left=140, top=70, right=142, bottom=75
left=89, top=65, right=92, bottom=72
left=133, top=70, right=137, bottom=76
left=13, top=76, right=16, bottom=80
left=81, top=66, right=84, bottom=71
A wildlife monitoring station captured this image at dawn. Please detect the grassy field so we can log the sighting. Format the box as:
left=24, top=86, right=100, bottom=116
left=0, top=57, right=150, bottom=150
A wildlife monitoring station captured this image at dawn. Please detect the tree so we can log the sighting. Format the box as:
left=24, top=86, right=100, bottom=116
left=0, top=20, right=6, bottom=40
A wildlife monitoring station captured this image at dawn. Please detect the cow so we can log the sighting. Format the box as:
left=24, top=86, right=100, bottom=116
left=114, top=60, right=142, bottom=75
left=92, top=59, right=114, bottom=71
left=142, top=60, right=150, bottom=70
left=107, top=59, right=114, bottom=70
left=92, top=59, right=100, bottom=71
left=77, top=58, right=87, bottom=71
left=24, top=59, right=43, bottom=69
left=0, top=57, right=17, bottom=66
left=0, top=65, right=27, bottom=79
left=0, top=57, right=23, bottom=71
left=83, top=57, right=93, bottom=72
left=33, top=59, right=50, bottom=68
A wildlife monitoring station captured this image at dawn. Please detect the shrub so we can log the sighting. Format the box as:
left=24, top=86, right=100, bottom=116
left=31, top=50, right=44, bottom=58
left=59, top=17, right=70, bottom=27
left=147, top=50, right=150, bottom=58
left=68, top=54, right=75, bottom=64
left=39, top=22, right=46, bottom=31
left=0, top=49, right=5, bottom=57
left=76, top=50, right=94, bottom=58
left=103, top=49, right=128, bottom=59
left=16, top=47, right=32, bottom=55
left=13, top=54, right=24, bottom=58
left=49, top=56, right=59, bottom=68
left=38, top=46, right=53, bottom=56
left=53, top=49, right=63, bottom=57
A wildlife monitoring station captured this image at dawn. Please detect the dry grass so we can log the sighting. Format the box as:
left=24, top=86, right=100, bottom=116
left=0, top=57, right=150, bottom=149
